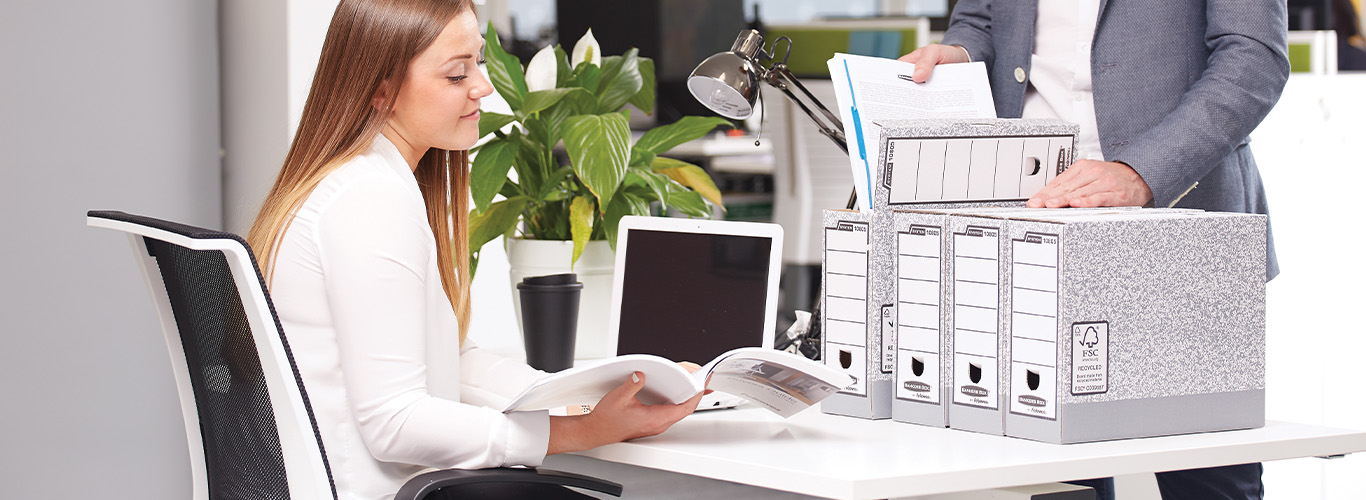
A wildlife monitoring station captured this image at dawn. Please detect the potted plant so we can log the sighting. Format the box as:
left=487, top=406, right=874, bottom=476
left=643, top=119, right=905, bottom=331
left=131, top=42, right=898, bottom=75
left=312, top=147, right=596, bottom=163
left=470, top=25, right=730, bottom=358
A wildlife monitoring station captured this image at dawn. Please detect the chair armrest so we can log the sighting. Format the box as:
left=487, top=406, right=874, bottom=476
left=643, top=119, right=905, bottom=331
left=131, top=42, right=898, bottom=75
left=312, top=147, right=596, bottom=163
left=394, top=467, right=623, bottom=500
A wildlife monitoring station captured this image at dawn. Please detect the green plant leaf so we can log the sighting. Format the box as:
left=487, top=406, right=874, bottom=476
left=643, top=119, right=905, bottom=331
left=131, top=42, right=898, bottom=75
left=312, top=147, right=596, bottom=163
left=651, top=156, right=724, bottom=208
left=595, top=50, right=643, bottom=114
left=498, top=179, right=523, bottom=200
left=602, top=191, right=652, bottom=250
left=543, top=189, right=571, bottom=202
left=628, top=57, right=656, bottom=113
left=568, top=61, right=603, bottom=93
left=536, top=166, right=576, bottom=202
left=484, top=22, right=527, bottom=111
left=625, top=169, right=671, bottom=207
left=667, top=189, right=712, bottom=218
left=554, top=45, right=571, bottom=87
left=469, top=196, right=529, bottom=274
left=541, top=88, right=597, bottom=146
left=512, top=129, right=549, bottom=180
left=569, top=195, right=595, bottom=267
left=628, top=147, right=655, bottom=168
left=521, top=114, right=548, bottom=149
left=562, top=112, right=630, bottom=209
left=479, top=111, right=516, bottom=139
left=470, top=138, right=520, bottom=213
left=521, top=88, right=577, bottom=116
left=634, top=116, right=731, bottom=154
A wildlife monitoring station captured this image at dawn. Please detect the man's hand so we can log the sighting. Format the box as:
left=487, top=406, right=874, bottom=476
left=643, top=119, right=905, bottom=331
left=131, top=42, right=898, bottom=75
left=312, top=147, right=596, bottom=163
left=1026, top=160, right=1153, bottom=208
left=898, top=44, right=971, bottom=83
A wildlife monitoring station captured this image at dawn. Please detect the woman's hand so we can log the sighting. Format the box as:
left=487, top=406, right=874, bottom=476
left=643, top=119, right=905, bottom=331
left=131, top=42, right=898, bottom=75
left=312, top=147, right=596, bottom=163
left=897, top=44, right=971, bottom=83
left=547, top=372, right=704, bottom=454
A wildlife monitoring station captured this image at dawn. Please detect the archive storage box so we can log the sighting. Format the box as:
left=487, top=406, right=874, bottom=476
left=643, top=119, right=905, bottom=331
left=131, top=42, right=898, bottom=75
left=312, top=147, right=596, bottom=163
left=890, top=207, right=1149, bottom=431
left=888, top=210, right=952, bottom=427
left=821, top=209, right=893, bottom=419
left=998, top=210, right=1266, bottom=444
left=871, top=119, right=1079, bottom=210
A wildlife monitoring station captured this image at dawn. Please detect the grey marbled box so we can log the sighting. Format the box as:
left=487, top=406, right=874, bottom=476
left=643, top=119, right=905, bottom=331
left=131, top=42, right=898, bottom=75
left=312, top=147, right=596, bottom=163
left=996, top=210, right=1266, bottom=444
left=888, top=210, right=952, bottom=427
left=871, top=118, right=1079, bottom=211
left=886, top=206, right=1088, bottom=428
left=820, top=209, right=895, bottom=419
left=919, top=207, right=1146, bottom=434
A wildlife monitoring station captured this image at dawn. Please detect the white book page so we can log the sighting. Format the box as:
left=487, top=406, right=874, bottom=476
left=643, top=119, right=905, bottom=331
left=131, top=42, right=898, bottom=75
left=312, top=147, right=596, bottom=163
left=503, top=349, right=854, bottom=417
left=696, top=347, right=854, bottom=418
left=827, top=53, right=997, bottom=211
left=502, top=355, right=696, bottom=411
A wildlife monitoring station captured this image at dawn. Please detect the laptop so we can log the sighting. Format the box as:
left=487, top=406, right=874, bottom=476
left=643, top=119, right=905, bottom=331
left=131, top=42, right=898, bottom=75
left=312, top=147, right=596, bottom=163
left=607, top=216, right=785, bottom=410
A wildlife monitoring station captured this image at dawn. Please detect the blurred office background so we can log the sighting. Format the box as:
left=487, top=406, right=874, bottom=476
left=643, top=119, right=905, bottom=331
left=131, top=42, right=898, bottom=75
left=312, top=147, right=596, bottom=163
left=2, top=0, right=1363, bottom=498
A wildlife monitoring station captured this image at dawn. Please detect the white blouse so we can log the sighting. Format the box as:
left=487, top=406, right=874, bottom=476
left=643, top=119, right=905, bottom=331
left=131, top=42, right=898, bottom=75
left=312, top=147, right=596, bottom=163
left=1021, top=0, right=1104, bottom=161
left=268, top=134, right=550, bottom=500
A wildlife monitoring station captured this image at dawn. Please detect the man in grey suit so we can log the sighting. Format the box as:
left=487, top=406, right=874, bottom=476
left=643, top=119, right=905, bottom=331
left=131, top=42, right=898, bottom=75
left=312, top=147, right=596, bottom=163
left=901, top=0, right=1288, bottom=498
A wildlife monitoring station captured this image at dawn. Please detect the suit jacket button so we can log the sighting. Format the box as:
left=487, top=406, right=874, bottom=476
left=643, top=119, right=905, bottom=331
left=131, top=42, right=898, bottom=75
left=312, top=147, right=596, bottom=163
left=1014, top=67, right=1027, bottom=83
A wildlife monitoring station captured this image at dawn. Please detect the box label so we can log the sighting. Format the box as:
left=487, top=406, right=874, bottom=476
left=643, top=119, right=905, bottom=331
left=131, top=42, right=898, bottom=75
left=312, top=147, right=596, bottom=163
left=880, top=304, right=895, bottom=373
left=825, top=220, right=870, bottom=396
left=952, top=225, right=1000, bottom=409
left=896, top=224, right=942, bottom=404
left=1071, top=321, right=1109, bottom=395
left=1010, top=232, right=1060, bottom=420
left=883, top=136, right=1075, bottom=204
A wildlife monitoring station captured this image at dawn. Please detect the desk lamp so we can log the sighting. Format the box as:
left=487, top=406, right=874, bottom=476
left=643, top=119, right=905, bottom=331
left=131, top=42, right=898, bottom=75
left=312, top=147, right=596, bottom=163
left=687, top=29, right=857, bottom=359
left=688, top=29, right=850, bottom=155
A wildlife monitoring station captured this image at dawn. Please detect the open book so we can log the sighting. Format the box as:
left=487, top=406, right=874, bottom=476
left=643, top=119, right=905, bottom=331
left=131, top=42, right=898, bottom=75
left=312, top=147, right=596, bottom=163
left=501, top=348, right=855, bottom=418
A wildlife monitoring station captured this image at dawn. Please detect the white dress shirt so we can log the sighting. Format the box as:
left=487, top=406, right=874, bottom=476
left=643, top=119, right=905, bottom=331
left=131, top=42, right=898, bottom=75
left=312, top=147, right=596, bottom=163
left=269, top=134, right=550, bottom=500
left=1021, top=0, right=1104, bottom=160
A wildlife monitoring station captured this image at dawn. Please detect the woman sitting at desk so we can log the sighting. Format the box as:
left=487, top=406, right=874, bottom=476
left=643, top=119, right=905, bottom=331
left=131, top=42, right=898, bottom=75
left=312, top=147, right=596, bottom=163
left=246, top=1, right=704, bottom=498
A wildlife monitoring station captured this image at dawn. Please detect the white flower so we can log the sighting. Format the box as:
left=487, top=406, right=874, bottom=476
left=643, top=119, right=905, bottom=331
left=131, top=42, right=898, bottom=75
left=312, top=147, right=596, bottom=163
left=571, top=28, right=601, bottom=69
left=525, top=44, right=558, bottom=92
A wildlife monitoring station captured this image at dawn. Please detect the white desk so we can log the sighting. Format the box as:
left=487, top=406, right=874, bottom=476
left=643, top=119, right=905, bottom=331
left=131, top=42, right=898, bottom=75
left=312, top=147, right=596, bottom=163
left=570, top=406, right=1366, bottom=500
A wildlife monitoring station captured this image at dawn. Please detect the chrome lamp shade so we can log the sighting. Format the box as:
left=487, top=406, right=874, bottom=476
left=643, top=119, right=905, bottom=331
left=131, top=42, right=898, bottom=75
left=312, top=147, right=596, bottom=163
left=686, top=29, right=848, bottom=153
left=687, top=51, right=762, bottom=120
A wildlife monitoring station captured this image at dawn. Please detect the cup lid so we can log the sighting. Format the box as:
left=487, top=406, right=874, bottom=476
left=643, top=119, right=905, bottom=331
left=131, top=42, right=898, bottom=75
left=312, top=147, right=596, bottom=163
left=522, top=273, right=578, bottom=286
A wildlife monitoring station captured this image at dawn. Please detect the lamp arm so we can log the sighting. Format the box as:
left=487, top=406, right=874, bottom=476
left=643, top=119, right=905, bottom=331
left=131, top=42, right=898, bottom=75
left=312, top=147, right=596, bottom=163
left=771, top=65, right=845, bottom=134
left=765, top=64, right=848, bottom=155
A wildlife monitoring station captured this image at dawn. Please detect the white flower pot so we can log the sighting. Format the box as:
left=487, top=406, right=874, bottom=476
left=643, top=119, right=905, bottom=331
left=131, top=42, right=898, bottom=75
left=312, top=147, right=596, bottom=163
left=505, top=238, right=615, bottom=361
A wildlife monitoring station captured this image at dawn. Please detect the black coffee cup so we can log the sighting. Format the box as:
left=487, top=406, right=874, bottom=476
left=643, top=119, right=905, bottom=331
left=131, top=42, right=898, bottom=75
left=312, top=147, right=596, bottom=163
left=517, top=273, right=582, bottom=372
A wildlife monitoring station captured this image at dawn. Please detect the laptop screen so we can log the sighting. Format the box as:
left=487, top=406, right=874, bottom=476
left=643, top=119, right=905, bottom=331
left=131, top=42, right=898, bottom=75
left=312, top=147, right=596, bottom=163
left=614, top=228, right=774, bottom=363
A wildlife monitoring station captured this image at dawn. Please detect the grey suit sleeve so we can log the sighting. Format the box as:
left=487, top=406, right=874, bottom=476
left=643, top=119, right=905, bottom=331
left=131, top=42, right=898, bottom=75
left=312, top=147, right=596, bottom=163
left=940, top=0, right=995, bottom=64
left=1112, top=0, right=1289, bottom=206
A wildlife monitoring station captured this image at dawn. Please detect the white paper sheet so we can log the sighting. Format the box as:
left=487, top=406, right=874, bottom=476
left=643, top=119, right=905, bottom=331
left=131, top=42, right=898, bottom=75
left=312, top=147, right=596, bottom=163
left=827, top=53, right=997, bottom=211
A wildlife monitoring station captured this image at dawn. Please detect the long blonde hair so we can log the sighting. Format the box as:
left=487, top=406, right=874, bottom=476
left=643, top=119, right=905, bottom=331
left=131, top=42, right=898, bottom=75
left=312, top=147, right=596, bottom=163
left=247, top=0, right=475, bottom=342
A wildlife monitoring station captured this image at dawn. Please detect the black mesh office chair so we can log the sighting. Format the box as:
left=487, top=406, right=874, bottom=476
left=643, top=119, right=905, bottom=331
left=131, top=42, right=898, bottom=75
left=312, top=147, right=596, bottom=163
left=88, top=210, right=621, bottom=500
